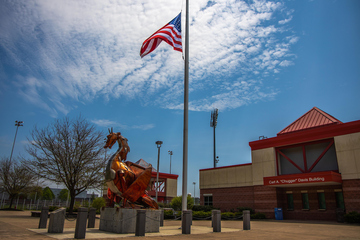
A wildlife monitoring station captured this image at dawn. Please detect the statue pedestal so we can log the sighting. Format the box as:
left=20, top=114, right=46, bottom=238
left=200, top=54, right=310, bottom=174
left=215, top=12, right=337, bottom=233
left=99, top=208, right=160, bottom=233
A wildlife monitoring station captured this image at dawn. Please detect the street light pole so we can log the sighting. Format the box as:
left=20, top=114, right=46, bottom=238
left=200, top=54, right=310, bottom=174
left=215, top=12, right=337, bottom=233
left=193, top=182, right=196, bottom=198
left=168, top=150, right=173, bottom=174
left=10, top=120, right=23, bottom=162
left=155, top=141, right=163, bottom=203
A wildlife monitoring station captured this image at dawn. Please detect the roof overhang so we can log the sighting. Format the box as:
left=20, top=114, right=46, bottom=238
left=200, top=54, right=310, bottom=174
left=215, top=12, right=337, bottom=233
left=263, top=171, right=342, bottom=187
left=249, top=120, right=360, bottom=150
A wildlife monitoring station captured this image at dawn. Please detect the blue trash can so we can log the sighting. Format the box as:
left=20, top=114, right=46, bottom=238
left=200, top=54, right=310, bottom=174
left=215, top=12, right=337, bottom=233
left=274, top=208, right=283, bottom=220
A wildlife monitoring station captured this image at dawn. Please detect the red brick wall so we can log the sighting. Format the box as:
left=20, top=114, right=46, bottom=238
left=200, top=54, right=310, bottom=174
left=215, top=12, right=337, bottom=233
left=343, top=179, right=360, bottom=213
left=279, top=185, right=340, bottom=221
left=253, top=186, right=278, bottom=218
left=200, top=185, right=279, bottom=218
left=201, top=186, right=254, bottom=211
left=200, top=184, right=353, bottom=221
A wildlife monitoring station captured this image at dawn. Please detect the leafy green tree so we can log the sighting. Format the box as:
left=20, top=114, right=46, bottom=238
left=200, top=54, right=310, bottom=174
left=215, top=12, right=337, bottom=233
left=58, top=189, right=69, bottom=201
left=91, top=197, right=106, bottom=211
left=42, top=187, right=55, bottom=200
left=29, top=186, right=43, bottom=200
left=170, top=195, right=194, bottom=211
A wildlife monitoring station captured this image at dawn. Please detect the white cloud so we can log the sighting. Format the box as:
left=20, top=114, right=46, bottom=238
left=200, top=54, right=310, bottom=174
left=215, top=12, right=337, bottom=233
left=0, top=0, right=298, bottom=114
left=91, top=119, right=155, bottom=130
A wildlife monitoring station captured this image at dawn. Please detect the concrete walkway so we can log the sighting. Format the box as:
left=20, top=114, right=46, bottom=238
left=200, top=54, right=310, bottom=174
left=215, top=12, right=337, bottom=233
left=0, top=210, right=359, bottom=240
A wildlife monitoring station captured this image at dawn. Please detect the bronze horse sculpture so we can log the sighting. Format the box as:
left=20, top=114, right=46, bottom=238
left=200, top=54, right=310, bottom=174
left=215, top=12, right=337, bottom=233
left=104, top=128, right=158, bottom=209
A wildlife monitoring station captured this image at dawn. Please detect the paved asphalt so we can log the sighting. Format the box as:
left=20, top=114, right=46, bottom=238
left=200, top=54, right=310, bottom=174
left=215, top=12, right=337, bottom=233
left=0, top=210, right=359, bottom=240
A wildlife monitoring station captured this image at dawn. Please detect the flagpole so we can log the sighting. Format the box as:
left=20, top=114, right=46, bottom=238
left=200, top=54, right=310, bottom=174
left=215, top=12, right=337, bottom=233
left=182, top=0, right=189, bottom=211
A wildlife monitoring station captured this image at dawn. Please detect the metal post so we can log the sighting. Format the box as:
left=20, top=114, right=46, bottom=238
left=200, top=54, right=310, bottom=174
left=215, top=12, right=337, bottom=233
left=1, top=192, right=4, bottom=209
left=155, top=141, right=163, bottom=202
left=212, top=210, right=221, bottom=232
left=182, top=210, right=191, bottom=234
left=135, top=209, right=146, bottom=236
left=88, top=208, right=96, bottom=228
left=74, top=208, right=88, bottom=239
left=243, top=210, right=250, bottom=230
left=182, top=0, right=189, bottom=213
left=10, top=121, right=23, bottom=162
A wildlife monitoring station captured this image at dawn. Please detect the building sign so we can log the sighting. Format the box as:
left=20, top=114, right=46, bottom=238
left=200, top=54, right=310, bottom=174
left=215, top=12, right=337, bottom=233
left=264, top=171, right=342, bottom=186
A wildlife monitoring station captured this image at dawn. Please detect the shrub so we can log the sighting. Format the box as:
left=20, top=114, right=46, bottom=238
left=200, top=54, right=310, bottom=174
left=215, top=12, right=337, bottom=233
left=192, top=205, right=214, bottom=212
left=251, top=212, right=266, bottom=219
left=164, top=209, right=175, bottom=219
left=237, top=207, right=255, bottom=214
left=170, top=195, right=194, bottom=211
left=221, top=212, right=236, bottom=219
left=48, top=206, right=59, bottom=212
left=91, top=197, right=106, bottom=211
left=193, top=211, right=212, bottom=219
left=344, top=211, right=360, bottom=223
left=158, top=202, right=171, bottom=208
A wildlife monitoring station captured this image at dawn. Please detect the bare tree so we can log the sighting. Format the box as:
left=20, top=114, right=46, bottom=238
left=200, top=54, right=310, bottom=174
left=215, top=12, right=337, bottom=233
left=0, top=157, right=36, bottom=209
left=24, top=116, right=106, bottom=214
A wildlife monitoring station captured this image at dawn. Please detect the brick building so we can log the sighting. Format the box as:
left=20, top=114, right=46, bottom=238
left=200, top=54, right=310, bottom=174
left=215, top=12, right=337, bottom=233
left=199, top=107, right=360, bottom=221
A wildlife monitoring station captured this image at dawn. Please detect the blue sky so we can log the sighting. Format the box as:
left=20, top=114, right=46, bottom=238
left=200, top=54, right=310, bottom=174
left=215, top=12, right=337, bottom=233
left=1, top=0, right=359, bottom=197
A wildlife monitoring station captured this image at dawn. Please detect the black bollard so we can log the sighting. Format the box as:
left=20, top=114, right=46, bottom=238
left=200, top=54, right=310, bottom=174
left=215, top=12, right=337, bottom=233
left=75, top=208, right=88, bottom=239
left=212, top=210, right=221, bottom=232
left=38, top=206, right=49, bottom=229
left=243, top=210, right=250, bottom=230
left=135, top=209, right=146, bottom=236
left=87, top=208, right=96, bottom=228
left=160, top=208, right=164, bottom=227
left=182, top=210, right=191, bottom=234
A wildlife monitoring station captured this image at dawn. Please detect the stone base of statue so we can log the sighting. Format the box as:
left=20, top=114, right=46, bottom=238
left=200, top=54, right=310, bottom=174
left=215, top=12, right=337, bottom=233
left=99, top=208, right=160, bottom=234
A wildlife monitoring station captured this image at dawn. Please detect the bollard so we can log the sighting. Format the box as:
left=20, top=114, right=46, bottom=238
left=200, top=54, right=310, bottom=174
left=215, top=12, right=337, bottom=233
left=74, top=208, right=88, bottom=239
left=160, top=208, right=164, bottom=227
left=243, top=210, right=250, bottom=230
left=182, top=210, right=191, bottom=234
left=212, top=210, right=221, bottom=232
left=38, top=206, right=49, bottom=229
left=87, top=208, right=96, bottom=228
left=135, top=209, right=146, bottom=236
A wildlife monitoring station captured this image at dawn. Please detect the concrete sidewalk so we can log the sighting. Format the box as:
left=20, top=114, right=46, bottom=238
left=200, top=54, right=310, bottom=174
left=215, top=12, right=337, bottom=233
left=0, top=210, right=359, bottom=240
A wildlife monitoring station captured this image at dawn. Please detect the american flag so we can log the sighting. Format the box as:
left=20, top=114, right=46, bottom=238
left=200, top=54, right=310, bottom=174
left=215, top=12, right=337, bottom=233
left=140, top=13, right=182, bottom=58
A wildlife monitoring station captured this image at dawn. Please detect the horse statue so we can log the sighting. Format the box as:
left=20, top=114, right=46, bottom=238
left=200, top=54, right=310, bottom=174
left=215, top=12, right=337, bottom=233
left=104, top=128, right=158, bottom=209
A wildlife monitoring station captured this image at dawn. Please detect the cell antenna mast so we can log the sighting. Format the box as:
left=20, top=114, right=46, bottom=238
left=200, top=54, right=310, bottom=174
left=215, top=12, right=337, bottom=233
left=210, top=109, right=219, bottom=168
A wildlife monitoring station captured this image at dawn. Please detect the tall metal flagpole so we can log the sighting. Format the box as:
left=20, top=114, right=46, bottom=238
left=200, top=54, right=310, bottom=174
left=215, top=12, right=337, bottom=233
left=182, top=0, right=190, bottom=211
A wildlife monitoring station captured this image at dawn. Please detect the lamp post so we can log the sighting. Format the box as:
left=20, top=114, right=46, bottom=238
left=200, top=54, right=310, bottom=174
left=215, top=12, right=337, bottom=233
left=155, top=141, right=163, bottom=202
left=193, top=181, right=196, bottom=199
left=168, top=150, right=173, bottom=174
left=10, top=120, right=23, bottom=162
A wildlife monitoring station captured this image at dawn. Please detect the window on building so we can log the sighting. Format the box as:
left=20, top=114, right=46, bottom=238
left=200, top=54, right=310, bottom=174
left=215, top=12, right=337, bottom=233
left=287, top=194, right=294, bottom=210
left=335, top=191, right=344, bottom=209
left=204, top=195, right=213, bottom=206
left=302, top=193, right=309, bottom=210
left=317, top=192, right=326, bottom=210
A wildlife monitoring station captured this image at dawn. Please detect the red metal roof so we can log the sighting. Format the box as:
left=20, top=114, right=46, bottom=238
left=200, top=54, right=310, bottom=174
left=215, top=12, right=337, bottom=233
left=277, top=107, right=342, bottom=136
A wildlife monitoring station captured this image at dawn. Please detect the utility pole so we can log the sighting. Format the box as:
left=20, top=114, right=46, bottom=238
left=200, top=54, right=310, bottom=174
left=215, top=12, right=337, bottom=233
left=10, top=120, right=23, bottom=162
left=210, top=109, right=219, bottom=168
